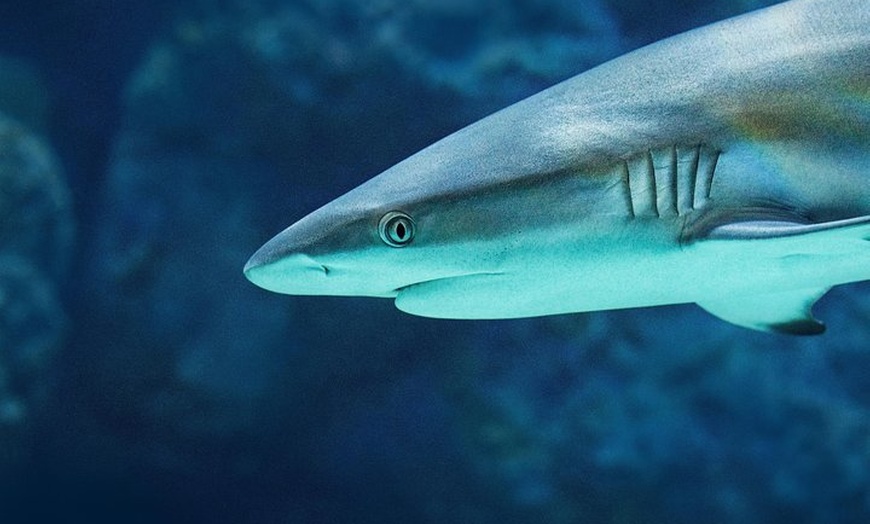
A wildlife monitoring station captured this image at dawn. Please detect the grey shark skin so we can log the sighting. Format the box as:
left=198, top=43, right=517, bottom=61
left=245, top=0, right=870, bottom=335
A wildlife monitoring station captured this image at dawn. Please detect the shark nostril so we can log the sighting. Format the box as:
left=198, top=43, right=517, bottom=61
left=321, top=265, right=330, bottom=276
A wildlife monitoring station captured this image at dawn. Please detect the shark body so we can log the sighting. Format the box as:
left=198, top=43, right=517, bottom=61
left=245, top=0, right=869, bottom=335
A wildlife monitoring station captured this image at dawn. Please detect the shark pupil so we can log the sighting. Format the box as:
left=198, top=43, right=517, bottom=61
left=379, top=211, right=415, bottom=247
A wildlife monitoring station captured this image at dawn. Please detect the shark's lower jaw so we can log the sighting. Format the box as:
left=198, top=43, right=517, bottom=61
left=394, top=272, right=508, bottom=319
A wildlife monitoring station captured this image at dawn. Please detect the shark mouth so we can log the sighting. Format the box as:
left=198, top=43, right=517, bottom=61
left=393, top=271, right=504, bottom=294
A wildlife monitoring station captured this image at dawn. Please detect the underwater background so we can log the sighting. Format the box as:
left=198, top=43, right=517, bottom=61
left=0, top=0, right=868, bottom=522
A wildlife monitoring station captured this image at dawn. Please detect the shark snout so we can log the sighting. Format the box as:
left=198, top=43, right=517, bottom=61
left=244, top=248, right=330, bottom=294
left=244, top=222, right=332, bottom=294
left=243, top=245, right=326, bottom=278
left=243, top=245, right=274, bottom=276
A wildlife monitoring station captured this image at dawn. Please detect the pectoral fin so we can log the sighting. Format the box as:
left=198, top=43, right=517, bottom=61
left=693, top=214, right=868, bottom=334
left=697, top=287, right=829, bottom=335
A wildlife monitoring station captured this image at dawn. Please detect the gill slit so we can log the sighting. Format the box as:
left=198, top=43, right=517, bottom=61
left=624, top=144, right=720, bottom=219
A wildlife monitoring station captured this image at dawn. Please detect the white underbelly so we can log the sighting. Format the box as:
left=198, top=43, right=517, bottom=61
left=395, top=219, right=870, bottom=320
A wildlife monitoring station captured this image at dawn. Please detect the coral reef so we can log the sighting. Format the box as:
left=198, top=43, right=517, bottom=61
left=0, top=57, right=50, bottom=132
left=0, top=79, right=71, bottom=482
left=450, top=302, right=870, bottom=523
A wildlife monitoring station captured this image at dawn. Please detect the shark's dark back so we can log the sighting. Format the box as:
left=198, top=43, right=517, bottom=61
left=356, top=0, right=867, bottom=214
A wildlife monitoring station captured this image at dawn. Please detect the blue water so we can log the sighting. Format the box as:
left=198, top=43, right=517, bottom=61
left=0, top=1, right=867, bottom=523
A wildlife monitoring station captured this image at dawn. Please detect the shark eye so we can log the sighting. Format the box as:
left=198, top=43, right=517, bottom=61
left=379, top=211, right=415, bottom=247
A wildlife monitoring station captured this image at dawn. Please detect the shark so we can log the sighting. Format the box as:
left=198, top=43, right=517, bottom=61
left=244, top=0, right=869, bottom=335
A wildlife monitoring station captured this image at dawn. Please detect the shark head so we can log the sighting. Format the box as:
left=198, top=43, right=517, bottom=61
left=244, top=153, right=517, bottom=303
left=244, top=193, right=509, bottom=303
left=243, top=125, right=619, bottom=316
left=244, top=204, right=477, bottom=300
left=243, top=93, right=616, bottom=312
